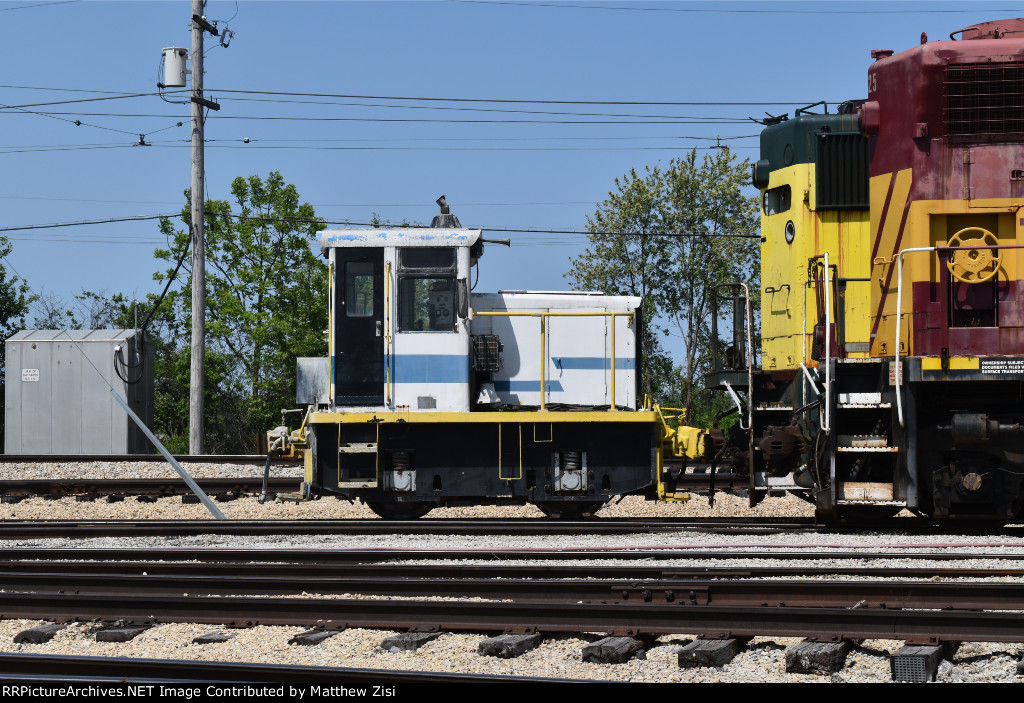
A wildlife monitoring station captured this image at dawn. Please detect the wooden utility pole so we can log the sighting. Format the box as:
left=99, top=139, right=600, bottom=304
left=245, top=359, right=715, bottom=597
left=188, top=1, right=219, bottom=454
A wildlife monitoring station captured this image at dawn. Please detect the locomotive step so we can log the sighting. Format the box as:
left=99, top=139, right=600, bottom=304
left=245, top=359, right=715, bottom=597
left=837, top=447, right=900, bottom=453
left=838, top=482, right=897, bottom=502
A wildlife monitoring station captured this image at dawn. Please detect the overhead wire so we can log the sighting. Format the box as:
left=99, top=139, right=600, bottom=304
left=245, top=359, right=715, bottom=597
left=0, top=91, right=187, bottom=110
left=0, top=0, right=80, bottom=11
left=205, top=87, right=846, bottom=106
left=1, top=82, right=838, bottom=107
left=8, top=110, right=758, bottom=124
left=0, top=212, right=759, bottom=240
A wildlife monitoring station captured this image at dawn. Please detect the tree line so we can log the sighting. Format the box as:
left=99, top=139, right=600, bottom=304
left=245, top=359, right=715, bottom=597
left=0, top=151, right=757, bottom=452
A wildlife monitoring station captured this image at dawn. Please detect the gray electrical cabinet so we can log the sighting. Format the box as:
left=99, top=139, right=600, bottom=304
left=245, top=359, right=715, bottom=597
left=5, top=329, right=154, bottom=455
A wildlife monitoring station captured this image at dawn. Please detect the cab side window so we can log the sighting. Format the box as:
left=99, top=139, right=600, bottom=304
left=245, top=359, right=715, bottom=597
left=398, top=248, right=457, bottom=332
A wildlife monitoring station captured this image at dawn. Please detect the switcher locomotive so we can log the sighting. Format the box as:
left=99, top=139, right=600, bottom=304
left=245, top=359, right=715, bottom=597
left=274, top=19, right=1024, bottom=522
left=273, top=203, right=693, bottom=519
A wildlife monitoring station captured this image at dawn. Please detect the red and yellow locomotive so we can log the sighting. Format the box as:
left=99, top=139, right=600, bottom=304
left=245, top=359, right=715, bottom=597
left=719, top=19, right=1024, bottom=520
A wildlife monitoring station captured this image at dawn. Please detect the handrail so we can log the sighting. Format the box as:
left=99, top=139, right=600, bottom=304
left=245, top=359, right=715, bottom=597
left=385, top=261, right=392, bottom=407
left=892, top=242, right=1024, bottom=426
left=471, top=310, right=635, bottom=411
left=723, top=381, right=749, bottom=430
left=799, top=362, right=820, bottom=395
left=823, top=252, right=831, bottom=433
left=740, top=283, right=753, bottom=432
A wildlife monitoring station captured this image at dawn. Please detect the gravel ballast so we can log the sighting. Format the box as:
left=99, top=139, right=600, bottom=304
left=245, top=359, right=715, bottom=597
left=1, top=461, right=1023, bottom=682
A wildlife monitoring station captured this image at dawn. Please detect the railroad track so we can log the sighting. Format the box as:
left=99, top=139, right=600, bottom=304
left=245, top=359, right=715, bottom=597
left=4, top=547, right=1024, bottom=681
left=3, top=590, right=1024, bottom=643
left=3, top=559, right=1024, bottom=608
left=0, top=516, right=825, bottom=538
left=0, top=478, right=300, bottom=500
left=6, top=546, right=1024, bottom=563
left=6, top=557, right=1024, bottom=580
left=0, top=653, right=563, bottom=683
left=4, top=516, right=1022, bottom=538
left=0, top=454, right=285, bottom=464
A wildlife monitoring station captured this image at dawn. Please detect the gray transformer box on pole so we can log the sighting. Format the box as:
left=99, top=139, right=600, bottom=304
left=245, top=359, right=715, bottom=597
left=5, top=329, right=155, bottom=454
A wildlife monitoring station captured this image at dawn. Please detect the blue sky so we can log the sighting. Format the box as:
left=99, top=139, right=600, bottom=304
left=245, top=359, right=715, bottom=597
left=0, top=0, right=1018, bottom=327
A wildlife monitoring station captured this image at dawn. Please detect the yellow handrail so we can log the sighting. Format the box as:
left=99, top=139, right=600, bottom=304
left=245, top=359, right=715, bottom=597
left=385, top=261, right=392, bottom=406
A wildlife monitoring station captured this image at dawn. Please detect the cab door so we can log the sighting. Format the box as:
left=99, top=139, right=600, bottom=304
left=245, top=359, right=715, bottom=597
left=334, top=248, right=385, bottom=405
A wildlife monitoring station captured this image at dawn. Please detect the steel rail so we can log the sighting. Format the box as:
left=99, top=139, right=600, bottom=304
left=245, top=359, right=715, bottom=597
left=0, top=517, right=822, bottom=539
left=5, top=516, right=1020, bottom=539
left=0, top=478, right=300, bottom=498
left=4, top=547, right=1024, bottom=563
left=6, top=558, right=1024, bottom=580
left=3, top=591, right=1024, bottom=643
left=0, top=454, right=296, bottom=464
left=0, top=653, right=567, bottom=684
left=3, top=565, right=1024, bottom=610
left=0, top=471, right=751, bottom=495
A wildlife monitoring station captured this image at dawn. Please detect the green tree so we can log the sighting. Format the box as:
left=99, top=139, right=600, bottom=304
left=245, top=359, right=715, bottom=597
left=566, top=166, right=674, bottom=401
left=0, top=238, right=32, bottom=341
left=156, top=171, right=328, bottom=452
left=0, top=237, right=35, bottom=451
left=567, top=149, right=759, bottom=424
left=662, top=148, right=760, bottom=426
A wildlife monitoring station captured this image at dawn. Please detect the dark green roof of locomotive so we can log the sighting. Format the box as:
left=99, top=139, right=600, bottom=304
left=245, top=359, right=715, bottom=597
left=759, top=110, right=864, bottom=172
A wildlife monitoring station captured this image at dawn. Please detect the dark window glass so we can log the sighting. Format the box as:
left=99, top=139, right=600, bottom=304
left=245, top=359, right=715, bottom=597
left=345, top=261, right=374, bottom=317
left=399, top=278, right=455, bottom=331
left=763, top=185, right=792, bottom=215
left=401, top=248, right=456, bottom=270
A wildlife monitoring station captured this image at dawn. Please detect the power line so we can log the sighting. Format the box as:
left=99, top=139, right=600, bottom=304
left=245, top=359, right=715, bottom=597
left=208, top=87, right=837, bottom=107
left=0, top=195, right=595, bottom=207
left=0, top=91, right=186, bottom=110
left=1, top=212, right=760, bottom=240
left=0, top=134, right=758, bottom=148
left=202, top=144, right=756, bottom=152
left=0, top=0, right=79, bottom=11
left=210, top=134, right=758, bottom=143
left=0, top=139, right=757, bottom=151
left=223, top=213, right=761, bottom=239
left=0, top=101, right=141, bottom=136
left=0, top=84, right=139, bottom=94
left=2, top=82, right=840, bottom=108
left=0, top=214, right=172, bottom=233
left=10, top=110, right=755, bottom=125
left=218, top=95, right=757, bottom=120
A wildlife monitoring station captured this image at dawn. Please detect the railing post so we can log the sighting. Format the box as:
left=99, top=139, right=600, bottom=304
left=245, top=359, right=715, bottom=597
left=610, top=314, right=617, bottom=412
left=539, top=314, right=546, bottom=411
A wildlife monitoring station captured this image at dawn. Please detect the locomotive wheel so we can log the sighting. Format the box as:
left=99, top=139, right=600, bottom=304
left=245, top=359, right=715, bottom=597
left=534, top=501, right=605, bottom=519
left=946, top=227, right=1001, bottom=284
left=364, top=500, right=436, bottom=520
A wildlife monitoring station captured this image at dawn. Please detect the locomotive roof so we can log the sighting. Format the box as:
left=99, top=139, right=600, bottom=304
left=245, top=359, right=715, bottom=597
left=319, top=228, right=483, bottom=248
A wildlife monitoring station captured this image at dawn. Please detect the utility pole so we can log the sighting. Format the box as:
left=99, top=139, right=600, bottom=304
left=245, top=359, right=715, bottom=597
left=189, top=1, right=219, bottom=455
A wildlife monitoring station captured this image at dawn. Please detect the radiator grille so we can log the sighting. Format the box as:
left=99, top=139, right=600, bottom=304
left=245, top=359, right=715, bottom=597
left=945, top=62, right=1024, bottom=142
left=471, top=335, right=503, bottom=372
left=815, top=133, right=869, bottom=209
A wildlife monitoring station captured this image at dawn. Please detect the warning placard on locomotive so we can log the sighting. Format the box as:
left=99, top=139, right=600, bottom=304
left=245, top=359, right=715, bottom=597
left=980, top=358, right=1024, bottom=374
